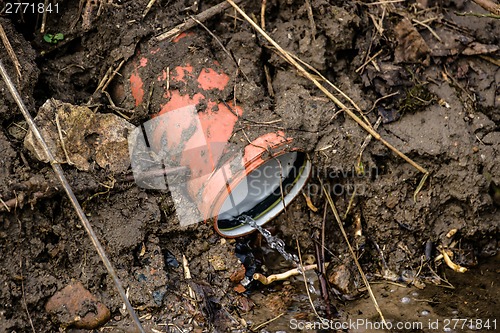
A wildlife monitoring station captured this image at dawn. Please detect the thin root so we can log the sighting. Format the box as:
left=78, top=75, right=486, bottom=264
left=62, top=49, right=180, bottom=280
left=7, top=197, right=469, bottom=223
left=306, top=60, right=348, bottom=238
left=438, top=247, right=468, bottom=273
left=253, top=263, right=327, bottom=285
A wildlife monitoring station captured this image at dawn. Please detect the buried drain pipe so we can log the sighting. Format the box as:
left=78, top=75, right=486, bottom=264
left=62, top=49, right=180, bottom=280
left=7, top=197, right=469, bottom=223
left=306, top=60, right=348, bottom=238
left=125, top=34, right=312, bottom=237
left=129, top=104, right=313, bottom=237
left=0, top=59, right=146, bottom=333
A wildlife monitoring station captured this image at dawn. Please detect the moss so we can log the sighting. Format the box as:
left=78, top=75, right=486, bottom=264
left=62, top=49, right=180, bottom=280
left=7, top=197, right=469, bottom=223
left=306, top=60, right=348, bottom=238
left=398, top=84, right=435, bottom=114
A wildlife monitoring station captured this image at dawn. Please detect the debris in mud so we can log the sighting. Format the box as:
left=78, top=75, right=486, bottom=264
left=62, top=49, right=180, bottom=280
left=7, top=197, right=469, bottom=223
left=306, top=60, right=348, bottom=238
left=45, top=281, right=110, bottom=329
left=129, top=235, right=169, bottom=310
left=327, top=264, right=359, bottom=297
left=24, top=99, right=134, bottom=172
left=393, top=18, right=430, bottom=64
left=0, top=0, right=499, bottom=331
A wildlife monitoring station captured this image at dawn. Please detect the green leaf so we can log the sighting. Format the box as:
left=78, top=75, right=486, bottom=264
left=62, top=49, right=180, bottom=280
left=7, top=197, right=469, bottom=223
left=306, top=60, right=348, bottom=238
left=43, top=33, right=64, bottom=44
left=43, top=34, right=54, bottom=43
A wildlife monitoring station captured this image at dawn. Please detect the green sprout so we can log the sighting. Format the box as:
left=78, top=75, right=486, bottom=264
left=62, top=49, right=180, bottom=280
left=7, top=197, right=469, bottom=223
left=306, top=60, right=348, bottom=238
left=43, top=33, right=64, bottom=44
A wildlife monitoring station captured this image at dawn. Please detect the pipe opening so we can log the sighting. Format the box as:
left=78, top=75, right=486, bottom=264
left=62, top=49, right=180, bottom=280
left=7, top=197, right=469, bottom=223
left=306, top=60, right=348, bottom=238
left=216, top=152, right=311, bottom=237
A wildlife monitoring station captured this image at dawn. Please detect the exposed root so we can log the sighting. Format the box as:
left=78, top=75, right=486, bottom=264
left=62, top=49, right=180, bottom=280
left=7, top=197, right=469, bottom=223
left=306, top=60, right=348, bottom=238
left=253, top=263, right=327, bottom=285
left=438, top=247, right=468, bottom=273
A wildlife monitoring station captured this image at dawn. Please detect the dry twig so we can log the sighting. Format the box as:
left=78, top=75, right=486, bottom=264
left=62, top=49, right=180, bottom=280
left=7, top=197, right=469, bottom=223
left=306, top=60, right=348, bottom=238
left=143, top=0, right=158, bottom=19
left=156, top=0, right=245, bottom=41
left=0, top=22, right=22, bottom=80
left=40, top=0, right=50, bottom=33
left=473, top=0, right=500, bottom=15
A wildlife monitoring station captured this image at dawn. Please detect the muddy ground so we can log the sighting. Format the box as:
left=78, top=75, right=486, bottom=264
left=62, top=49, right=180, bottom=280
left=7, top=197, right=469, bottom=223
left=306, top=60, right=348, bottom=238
left=0, top=0, right=499, bottom=332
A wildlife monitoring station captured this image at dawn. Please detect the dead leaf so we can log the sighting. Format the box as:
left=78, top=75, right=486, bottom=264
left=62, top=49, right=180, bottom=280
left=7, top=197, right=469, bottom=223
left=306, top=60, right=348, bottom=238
left=462, top=42, right=500, bottom=55
left=24, top=99, right=134, bottom=172
left=393, top=18, right=430, bottom=64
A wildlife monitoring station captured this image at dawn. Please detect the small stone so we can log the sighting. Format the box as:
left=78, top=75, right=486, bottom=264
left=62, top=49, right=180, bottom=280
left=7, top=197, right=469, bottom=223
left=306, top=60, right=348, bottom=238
left=327, top=264, right=356, bottom=295
left=45, top=281, right=110, bottom=329
left=236, top=296, right=254, bottom=313
left=233, top=284, right=246, bottom=293
left=386, top=191, right=399, bottom=209
left=229, top=264, right=246, bottom=282
left=209, top=255, right=226, bottom=271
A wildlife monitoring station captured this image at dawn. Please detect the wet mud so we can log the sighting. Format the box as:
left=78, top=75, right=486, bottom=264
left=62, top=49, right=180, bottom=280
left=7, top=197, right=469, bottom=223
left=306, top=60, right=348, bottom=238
left=0, top=0, right=498, bottom=332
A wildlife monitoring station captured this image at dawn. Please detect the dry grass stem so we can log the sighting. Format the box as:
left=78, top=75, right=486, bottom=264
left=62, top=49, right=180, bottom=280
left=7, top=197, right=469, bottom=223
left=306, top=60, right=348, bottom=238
left=94, top=59, right=126, bottom=97
left=0, top=22, right=22, bottom=79
left=412, top=19, right=442, bottom=42
left=0, top=197, right=11, bottom=212
left=302, top=191, right=319, bottom=212
left=473, top=0, right=500, bottom=15
left=367, top=91, right=399, bottom=113
left=55, top=112, right=74, bottom=165
left=479, top=55, right=500, bottom=66
left=260, top=0, right=267, bottom=29
left=156, top=0, right=245, bottom=41
left=343, top=187, right=358, bottom=220
left=143, top=0, right=158, bottom=18
left=40, top=0, right=50, bottom=33
left=287, top=52, right=372, bottom=127
left=304, top=0, right=317, bottom=39
left=296, top=239, right=326, bottom=323
left=456, top=11, right=500, bottom=19
left=358, top=116, right=382, bottom=167
left=226, top=0, right=429, bottom=181
left=361, top=0, right=405, bottom=5
left=102, top=59, right=125, bottom=92
left=368, top=12, right=385, bottom=35
left=20, top=259, right=36, bottom=333
left=182, top=255, right=196, bottom=301
left=251, top=313, right=285, bottom=331
left=94, top=65, right=114, bottom=94
left=355, top=49, right=383, bottom=73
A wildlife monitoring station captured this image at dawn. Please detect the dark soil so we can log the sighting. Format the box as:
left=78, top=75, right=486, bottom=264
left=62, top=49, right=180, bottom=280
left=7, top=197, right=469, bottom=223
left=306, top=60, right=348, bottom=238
left=0, top=0, right=498, bottom=332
